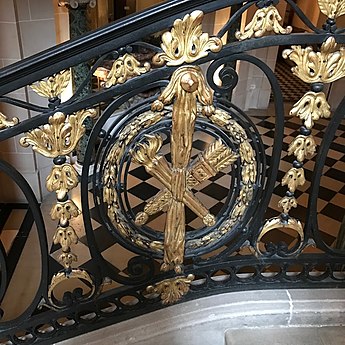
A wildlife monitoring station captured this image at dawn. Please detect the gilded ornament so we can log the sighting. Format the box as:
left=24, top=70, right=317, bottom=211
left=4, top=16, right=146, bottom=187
left=20, top=109, right=97, bottom=158
left=257, top=217, right=304, bottom=255
left=146, top=274, right=194, bottom=304
left=282, top=167, right=306, bottom=193
left=235, top=5, right=292, bottom=41
left=48, top=269, right=95, bottom=309
left=53, top=225, right=79, bottom=252
left=50, top=200, right=81, bottom=226
left=132, top=66, right=217, bottom=273
left=0, top=112, right=19, bottom=130
left=283, top=37, right=345, bottom=83
left=153, top=10, right=222, bottom=66
left=278, top=196, right=298, bottom=214
left=59, top=251, right=77, bottom=269
left=31, top=70, right=71, bottom=98
left=290, top=92, right=331, bottom=129
left=318, top=0, right=345, bottom=19
left=105, top=53, right=150, bottom=88
left=288, top=135, right=316, bottom=162
left=103, top=79, right=255, bottom=254
left=58, top=0, right=96, bottom=9
left=46, top=163, right=79, bottom=200
left=136, top=140, right=237, bottom=225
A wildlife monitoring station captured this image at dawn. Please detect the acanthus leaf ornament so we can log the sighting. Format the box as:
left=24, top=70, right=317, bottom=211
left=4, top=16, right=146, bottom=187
left=31, top=70, right=71, bottom=99
left=282, top=168, right=306, bottom=193
left=53, top=225, right=79, bottom=252
left=0, top=112, right=19, bottom=130
left=289, top=92, right=331, bottom=129
left=105, top=53, right=150, bottom=88
left=20, top=109, right=97, bottom=158
left=146, top=274, right=194, bottom=305
left=278, top=196, right=298, bottom=214
left=283, top=37, right=345, bottom=83
left=318, top=0, right=345, bottom=19
left=50, top=200, right=81, bottom=227
left=59, top=251, right=78, bottom=268
left=153, top=10, right=222, bottom=66
left=288, top=135, right=317, bottom=162
left=46, top=163, right=79, bottom=200
left=235, top=5, right=292, bottom=41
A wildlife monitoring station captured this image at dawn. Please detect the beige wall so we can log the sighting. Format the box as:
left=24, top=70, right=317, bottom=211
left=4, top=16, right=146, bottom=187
left=0, top=0, right=57, bottom=202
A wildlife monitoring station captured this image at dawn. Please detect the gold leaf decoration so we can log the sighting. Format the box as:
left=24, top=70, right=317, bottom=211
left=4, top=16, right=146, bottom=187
left=235, top=5, right=292, bottom=41
left=282, top=168, right=306, bottom=193
left=50, top=200, right=81, bottom=226
left=105, top=53, right=150, bottom=88
left=20, top=109, right=97, bottom=157
left=289, top=92, right=331, bottom=129
left=257, top=217, right=304, bottom=255
left=58, top=252, right=77, bottom=269
left=278, top=196, right=298, bottom=214
left=0, top=112, right=19, bottom=130
left=146, top=274, right=194, bottom=304
left=48, top=269, right=95, bottom=309
left=53, top=225, right=79, bottom=252
left=288, top=135, right=317, bottom=162
left=46, top=164, right=79, bottom=200
left=318, top=0, right=345, bottom=19
left=153, top=10, right=222, bottom=66
left=31, top=70, right=71, bottom=98
left=283, top=37, right=345, bottom=83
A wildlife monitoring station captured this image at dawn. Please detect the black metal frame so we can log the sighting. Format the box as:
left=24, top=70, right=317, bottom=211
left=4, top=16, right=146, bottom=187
left=0, top=0, right=344, bottom=344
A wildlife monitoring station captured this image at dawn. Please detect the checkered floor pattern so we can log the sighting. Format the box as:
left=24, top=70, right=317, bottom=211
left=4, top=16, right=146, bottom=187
left=1, top=114, right=344, bottom=280
left=271, top=59, right=310, bottom=103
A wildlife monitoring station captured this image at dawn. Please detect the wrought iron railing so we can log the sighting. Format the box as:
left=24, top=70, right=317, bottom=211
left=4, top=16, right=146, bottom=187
left=0, top=0, right=344, bottom=343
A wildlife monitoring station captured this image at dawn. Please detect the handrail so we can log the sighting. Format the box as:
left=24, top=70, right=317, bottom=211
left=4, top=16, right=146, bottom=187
left=0, top=0, right=234, bottom=96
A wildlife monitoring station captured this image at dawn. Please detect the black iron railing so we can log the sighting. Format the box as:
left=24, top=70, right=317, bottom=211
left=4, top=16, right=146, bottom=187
left=0, top=0, right=344, bottom=344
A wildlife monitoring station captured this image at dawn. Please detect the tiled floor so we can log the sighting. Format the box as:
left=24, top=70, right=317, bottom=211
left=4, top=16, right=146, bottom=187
left=0, top=109, right=344, bottom=322
left=271, top=59, right=310, bottom=103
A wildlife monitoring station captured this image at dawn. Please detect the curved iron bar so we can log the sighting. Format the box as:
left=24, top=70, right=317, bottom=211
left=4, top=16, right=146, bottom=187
left=0, top=0, right=343, bottom=342
left=0, top=241, right=8, bottom=303
left=217, top=0, right=256, bottom=39
left=283, top=0, right=323, bottom=34
left=1, top=32, right=344, bottom=143
left=0, top=0, right=233, bottom=96
left=0, top=160, right=49, bottom=328
left=305, top=96, right=345, bottom=256
left=81, top=82, right=167, bottom=285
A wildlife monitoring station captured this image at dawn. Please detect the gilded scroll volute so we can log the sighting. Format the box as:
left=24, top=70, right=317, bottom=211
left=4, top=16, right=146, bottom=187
left=146, top=274, right=195, bottom=304
left=105, top=53, right=150, bottom=87
left=153, top=10, right=222, bottom=66
left=283, top=37, right=345, bottom=83
left=20, top=109, right=97, bottom=157
left=31, top=70, right=71, bottom=99
left=235, top=5, right=292, bottom=41
left=0, top=112, right=19, bottom=130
